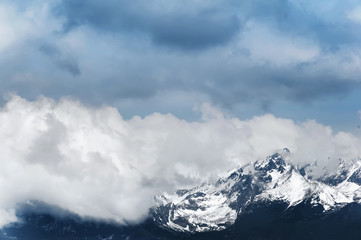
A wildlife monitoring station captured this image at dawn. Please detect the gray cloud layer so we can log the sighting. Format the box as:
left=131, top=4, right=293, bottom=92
left=54, top=0, right=242, bottom=50
left=54, top=0, right=361, bottom=50
left=1, top=0, right=361, bottom=120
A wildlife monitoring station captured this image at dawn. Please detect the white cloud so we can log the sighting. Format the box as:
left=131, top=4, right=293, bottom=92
left=0, top=96, right=361, bottom=227
left=347, top=6, right=361, bottom=24
left=240, top=21, right=320, bottom=66
left=0, top=2, right=61, bottom=53
left=0, top=209, right=16, bottom=228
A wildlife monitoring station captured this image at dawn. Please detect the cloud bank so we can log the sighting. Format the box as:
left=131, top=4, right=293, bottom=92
left=1, top=96, right=361, bottom=227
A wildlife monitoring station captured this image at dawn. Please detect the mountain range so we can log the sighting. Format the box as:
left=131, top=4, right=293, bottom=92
left=2, top=149, right=361, bottom=240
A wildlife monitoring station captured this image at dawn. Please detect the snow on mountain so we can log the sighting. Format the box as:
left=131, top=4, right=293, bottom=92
left=255, top=153, right=351, bottom=210
left=153, top=181, right=238, bottom=232
left=323, top=158, right=361, bottom=203
left=152, top=149, right=361, bottom=232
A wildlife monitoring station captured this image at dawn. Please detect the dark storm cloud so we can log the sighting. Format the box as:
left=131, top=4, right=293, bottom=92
left=53, top=0, right=241, bottom=50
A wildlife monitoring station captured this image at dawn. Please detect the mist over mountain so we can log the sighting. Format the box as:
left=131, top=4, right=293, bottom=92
left=1, top=96, right=361, bottom=231
left=2, top=150, right=361, bottom=240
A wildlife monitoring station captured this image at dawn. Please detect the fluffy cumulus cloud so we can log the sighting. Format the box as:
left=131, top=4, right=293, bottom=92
left=1, top=96, right=361, bottom=227
left=1, top=0, right=361, bottom=120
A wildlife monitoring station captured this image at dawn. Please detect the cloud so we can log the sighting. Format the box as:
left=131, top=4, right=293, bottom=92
left=39, top=43, right=81, bottom=76
left=1, top=0, right=361, bottom=118
left=1, top=96, right=361, bottom=227
left=347, top=6, right=361, bottom=24
left=52, top=0, right=361, bottom=51
left=239, top=0, right=361, bottom=50
left=54, top=0, right=241, bottom=50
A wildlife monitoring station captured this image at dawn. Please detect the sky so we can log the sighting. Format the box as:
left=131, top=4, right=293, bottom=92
left=1, top=0, right=361, bottom=228
left=1, top=0, right=361, bottom=130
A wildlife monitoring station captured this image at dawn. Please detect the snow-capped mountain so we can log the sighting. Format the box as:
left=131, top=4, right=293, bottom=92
left=3, top=149, right=361, bottom=240
left=152, top=149, right=361, bottom=233
left=321, top=158, right=361, bottom=202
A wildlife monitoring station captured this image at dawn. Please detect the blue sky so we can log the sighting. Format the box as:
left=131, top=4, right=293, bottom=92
left=1, top=0, right=361, bottom=131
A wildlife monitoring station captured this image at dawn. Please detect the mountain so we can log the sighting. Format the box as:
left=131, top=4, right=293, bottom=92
left=151, top=149, right=361, bottom=233
left=2, top=149, right=361, bottom=240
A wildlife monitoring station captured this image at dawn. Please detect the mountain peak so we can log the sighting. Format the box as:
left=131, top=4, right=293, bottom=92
left=321, top=158, right=361, bottom=186
left=254, top=152, right=288, bottom=174
left=152, top=150, right=361, bottom=233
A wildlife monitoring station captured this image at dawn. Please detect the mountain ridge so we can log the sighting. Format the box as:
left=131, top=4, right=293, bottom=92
left=152, top=149, right=361, bottom=233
